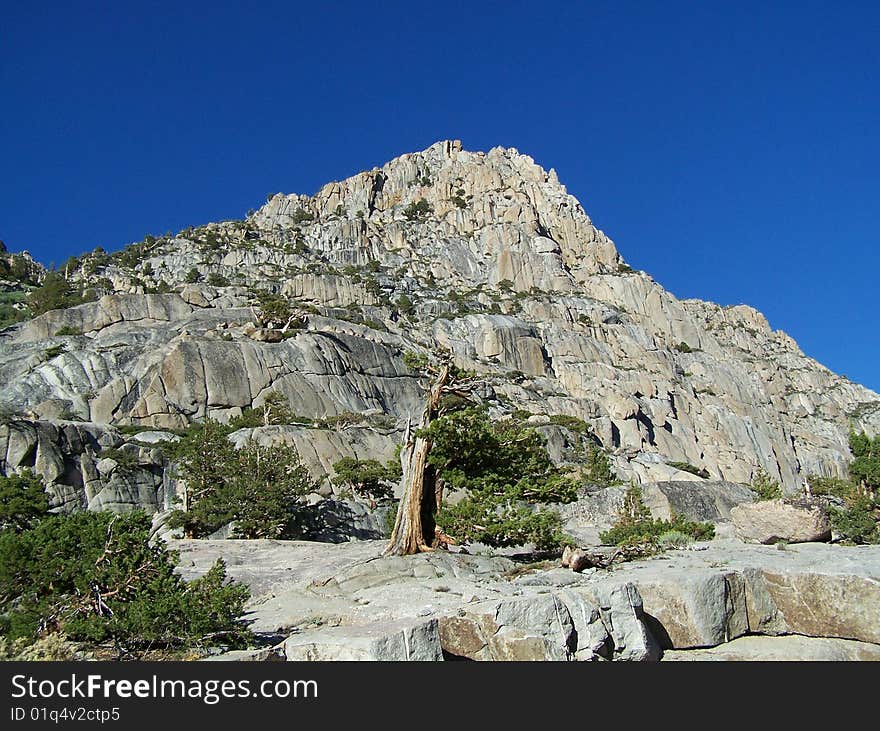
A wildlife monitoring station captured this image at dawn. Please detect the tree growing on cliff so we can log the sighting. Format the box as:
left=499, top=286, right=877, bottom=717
left=165, top=420, right=237, bottom=538
left=849, top=430, right=880, bottom=498
left=27, top=271, right=94, bottom=316
left=429, top=407, right=578, bottom=549
left=332, top=457, right=401, bottom=501
left=818, top=431, right=880, bottom=544
left=230, top=441, right=315, bottom=538
left=384, top=349, right=576, bottom=555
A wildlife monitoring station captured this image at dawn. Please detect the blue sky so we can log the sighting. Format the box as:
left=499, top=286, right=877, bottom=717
left=2, top=1, right=878, bottom=390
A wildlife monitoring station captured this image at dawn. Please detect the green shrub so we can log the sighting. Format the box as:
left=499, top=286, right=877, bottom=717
left=81, top=247, right=112, bottom=274
left=750, top=468, right=782, bottom=500
left=673, top=341, right=694, bottom=353
left=813, top=433, right=880, bottom=543
left=207, top=273, right=230, bottom=287
left=599, top=486, right=714, bottom=551
left=0, top=292, right=29, bottom=329
left=849, top=430, right=880, bottom=493
left=546, top=414, right=591, bottom=434
left=291, top=209, right=315, bottom=224
left=0, top=509, right=251, bottom=653
left=184, top=268, right=201, bottom=283
left=0, top=306, right=27, bottom=329
left=332, top=457, right=401, bottom=501
left=229, top=391, right=297, bottom=428
left=28, top=273, right=94, bottom=316
left=41, top=343, right=67, bottom=360
left=0, top=471, right=50, bottom=532
left=402, top=350, right=430, bottom=372
left=403, top=198, right=433, bottom=221
left=54, top=325, right=82, bottom=336
left=98, top=447, right=140, bottom=473
left=582, top=442, right=620, bottom=487
left=807, top=475, right=856, bottom=499
left=165, top=421, right=314, bottom=538
left=396, top=294, right=415, bottom=316
left=361, top=318, right=387, bottom=332
left=830, top=495, right=879, bottom=544
left=254, top=289, right=292, bottom=327
left=229, top=441, right=316, bottom=538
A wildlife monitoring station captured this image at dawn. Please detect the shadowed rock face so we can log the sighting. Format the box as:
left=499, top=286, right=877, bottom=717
left=1, top=140, right=878, bottom=513
left=640, top=480, right=756, bottom=522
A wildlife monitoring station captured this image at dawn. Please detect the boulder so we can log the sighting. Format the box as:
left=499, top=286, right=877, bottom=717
left=731, top=499, right=831, bottom=544
left=437, top=590, right=614, bottom=661
left=247, top=327, right=283, bottom=343
left=634, top=569, right=749, bottom=649
left=586, top=581, right=661, bottom=662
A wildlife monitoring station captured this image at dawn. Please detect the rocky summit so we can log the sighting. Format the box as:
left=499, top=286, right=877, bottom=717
left=1, top=141, right=879, bottom=661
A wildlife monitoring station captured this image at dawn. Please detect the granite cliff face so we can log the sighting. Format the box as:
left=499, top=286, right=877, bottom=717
left=1, top=140, right=878, bottom=513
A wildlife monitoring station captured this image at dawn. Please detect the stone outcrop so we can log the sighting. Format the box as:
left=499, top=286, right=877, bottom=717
left=283, top=618, right=444, bottom=661
left=175, top=538, right=880, bottom=662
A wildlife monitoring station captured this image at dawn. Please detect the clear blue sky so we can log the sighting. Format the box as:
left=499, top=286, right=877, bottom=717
left=2, top=1, right=878, bottom=391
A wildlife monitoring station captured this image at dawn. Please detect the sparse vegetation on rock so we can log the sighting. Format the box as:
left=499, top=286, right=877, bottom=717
left=0, top=141, right=879, bottom=662
left=750, top=468, right=783, bottom=500
left=599, top=485, right=715, bottom=554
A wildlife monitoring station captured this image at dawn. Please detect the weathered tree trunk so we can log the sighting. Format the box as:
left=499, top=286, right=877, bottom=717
left=384, top=364, right=449, bottom=555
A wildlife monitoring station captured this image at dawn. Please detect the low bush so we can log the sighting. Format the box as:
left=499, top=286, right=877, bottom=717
left=0, top=471, right=50, bottom=532
left=599, top=486, right=714, bottom=551
left=165, top=420, right=314, bottom=538
left=750, top=468, right=782, bottom=500
left=54, top=326, right=82, bottom=336
left=207, top=273, right=230, bottom=287
left=830, top=495, right=879, bottom=544
left=41, top=344, right=67, bottom=360
left=0, top=481, right=252, bottom=655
